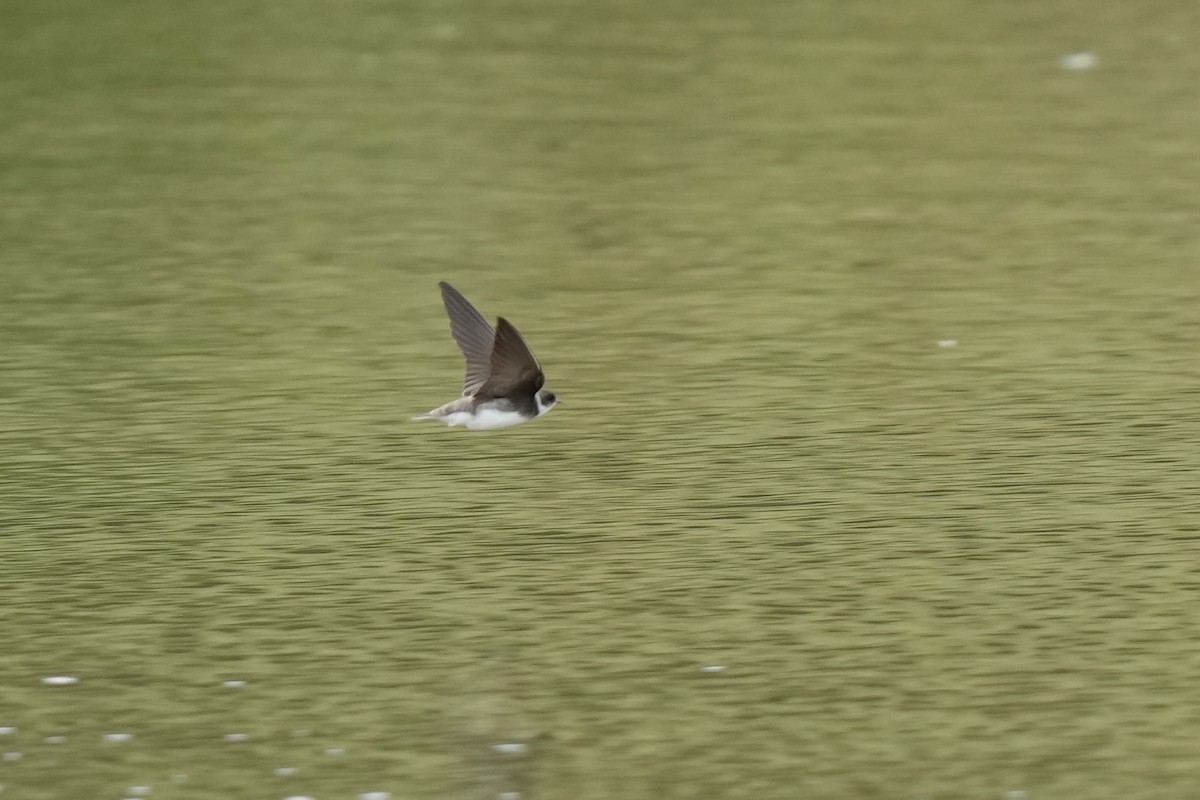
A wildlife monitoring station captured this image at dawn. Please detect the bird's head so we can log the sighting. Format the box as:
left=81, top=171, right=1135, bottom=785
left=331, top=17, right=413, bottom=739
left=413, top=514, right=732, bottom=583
left=536, top=389, right=560, bottom=416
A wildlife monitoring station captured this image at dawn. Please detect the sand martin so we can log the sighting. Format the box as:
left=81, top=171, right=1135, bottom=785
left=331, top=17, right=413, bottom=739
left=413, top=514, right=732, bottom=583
left=413, top=282, right=559, bottom=429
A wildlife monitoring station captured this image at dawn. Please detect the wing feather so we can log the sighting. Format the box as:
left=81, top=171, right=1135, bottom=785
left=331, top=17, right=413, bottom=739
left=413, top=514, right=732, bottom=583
left=439, top=282, right=496, bottom=396
left=477, top=317, right=544, bottom=399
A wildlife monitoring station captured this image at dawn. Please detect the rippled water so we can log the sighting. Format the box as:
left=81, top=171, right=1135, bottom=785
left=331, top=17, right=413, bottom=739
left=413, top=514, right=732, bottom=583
left=4, top=1, right=1200, bottom=798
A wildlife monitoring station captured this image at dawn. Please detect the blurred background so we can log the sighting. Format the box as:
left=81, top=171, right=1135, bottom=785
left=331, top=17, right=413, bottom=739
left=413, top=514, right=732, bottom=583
left=3, top=1, right=1199, bottom=798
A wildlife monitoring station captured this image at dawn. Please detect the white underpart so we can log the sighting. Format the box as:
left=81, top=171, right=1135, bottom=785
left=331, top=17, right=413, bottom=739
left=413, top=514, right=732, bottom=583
left=414, top=393, right=556, bottom=430
left=449, top=407, right=529, bottom=429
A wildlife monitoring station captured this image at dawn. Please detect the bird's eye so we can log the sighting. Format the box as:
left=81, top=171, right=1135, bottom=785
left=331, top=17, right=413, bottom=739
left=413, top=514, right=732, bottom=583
left=542, top=392, right=557, bottom=404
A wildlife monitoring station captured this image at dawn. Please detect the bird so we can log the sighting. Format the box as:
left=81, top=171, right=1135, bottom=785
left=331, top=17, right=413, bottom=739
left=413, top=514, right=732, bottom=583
left=412, top=281, right=560, bottom=429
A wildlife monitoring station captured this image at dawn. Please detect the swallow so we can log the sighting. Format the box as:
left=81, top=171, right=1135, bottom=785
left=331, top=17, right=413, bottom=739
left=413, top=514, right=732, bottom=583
left=413, top=282, right=559, bottom=429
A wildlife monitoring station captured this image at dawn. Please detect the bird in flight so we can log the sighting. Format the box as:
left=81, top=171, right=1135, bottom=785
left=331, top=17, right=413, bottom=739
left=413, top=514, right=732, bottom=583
left=413, top=282, right=559, bottom=429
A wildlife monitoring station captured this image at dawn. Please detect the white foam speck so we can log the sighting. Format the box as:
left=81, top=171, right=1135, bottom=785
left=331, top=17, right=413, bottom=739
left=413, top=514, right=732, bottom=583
left=360, top=793, right=392, bottom=800
left=1061, top=52, right=1098, bottom=70
left=42, top=676, right=79, bottom=686
left=292, top=729, right=310, bottom=737
left=275, top=767, right=298, bottom=777
left=324, top=747, right=345, bottom=757
left=127, top=787, right=151, bottom=797
left=937, top=339, right=958, bottom=348
left=492, top=742, right=527, bottom=754
left=222, top=679, right=247, bottom=688
left=224, top=732, right=250, bottom=742
left=2, top=752, right=22, bottom=762
left=498, top=792, right=522, bottom=800
left=283, top=796, right=316, bottom=800
left=44, top=736, right=66, bottom=744
left=0, top=728, right=13, bottom=736
left=700, top=664, right=727, bottom=673
left=103, top=732, right=134, bottom=743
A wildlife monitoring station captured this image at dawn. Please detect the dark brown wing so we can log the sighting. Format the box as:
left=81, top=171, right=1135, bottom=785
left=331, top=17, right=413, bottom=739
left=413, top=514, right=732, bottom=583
left=476, top=317, right=544, bottom=400
left=439, top=282, right=496, bottom=396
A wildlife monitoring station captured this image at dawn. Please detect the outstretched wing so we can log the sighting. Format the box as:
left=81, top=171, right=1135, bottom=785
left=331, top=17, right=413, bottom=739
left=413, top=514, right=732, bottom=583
left=439, top=282, right=496, bottom=396
left=476, top=317, right=544, bottom=400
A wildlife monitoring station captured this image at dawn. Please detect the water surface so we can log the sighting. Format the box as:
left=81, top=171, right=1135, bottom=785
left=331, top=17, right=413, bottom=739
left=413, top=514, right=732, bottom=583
left=3, top=1, right=1200, bottom=798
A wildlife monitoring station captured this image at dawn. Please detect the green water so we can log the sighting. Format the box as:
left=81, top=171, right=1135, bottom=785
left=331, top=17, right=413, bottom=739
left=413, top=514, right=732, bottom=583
left=3, top=1, right=1199, bottom=798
